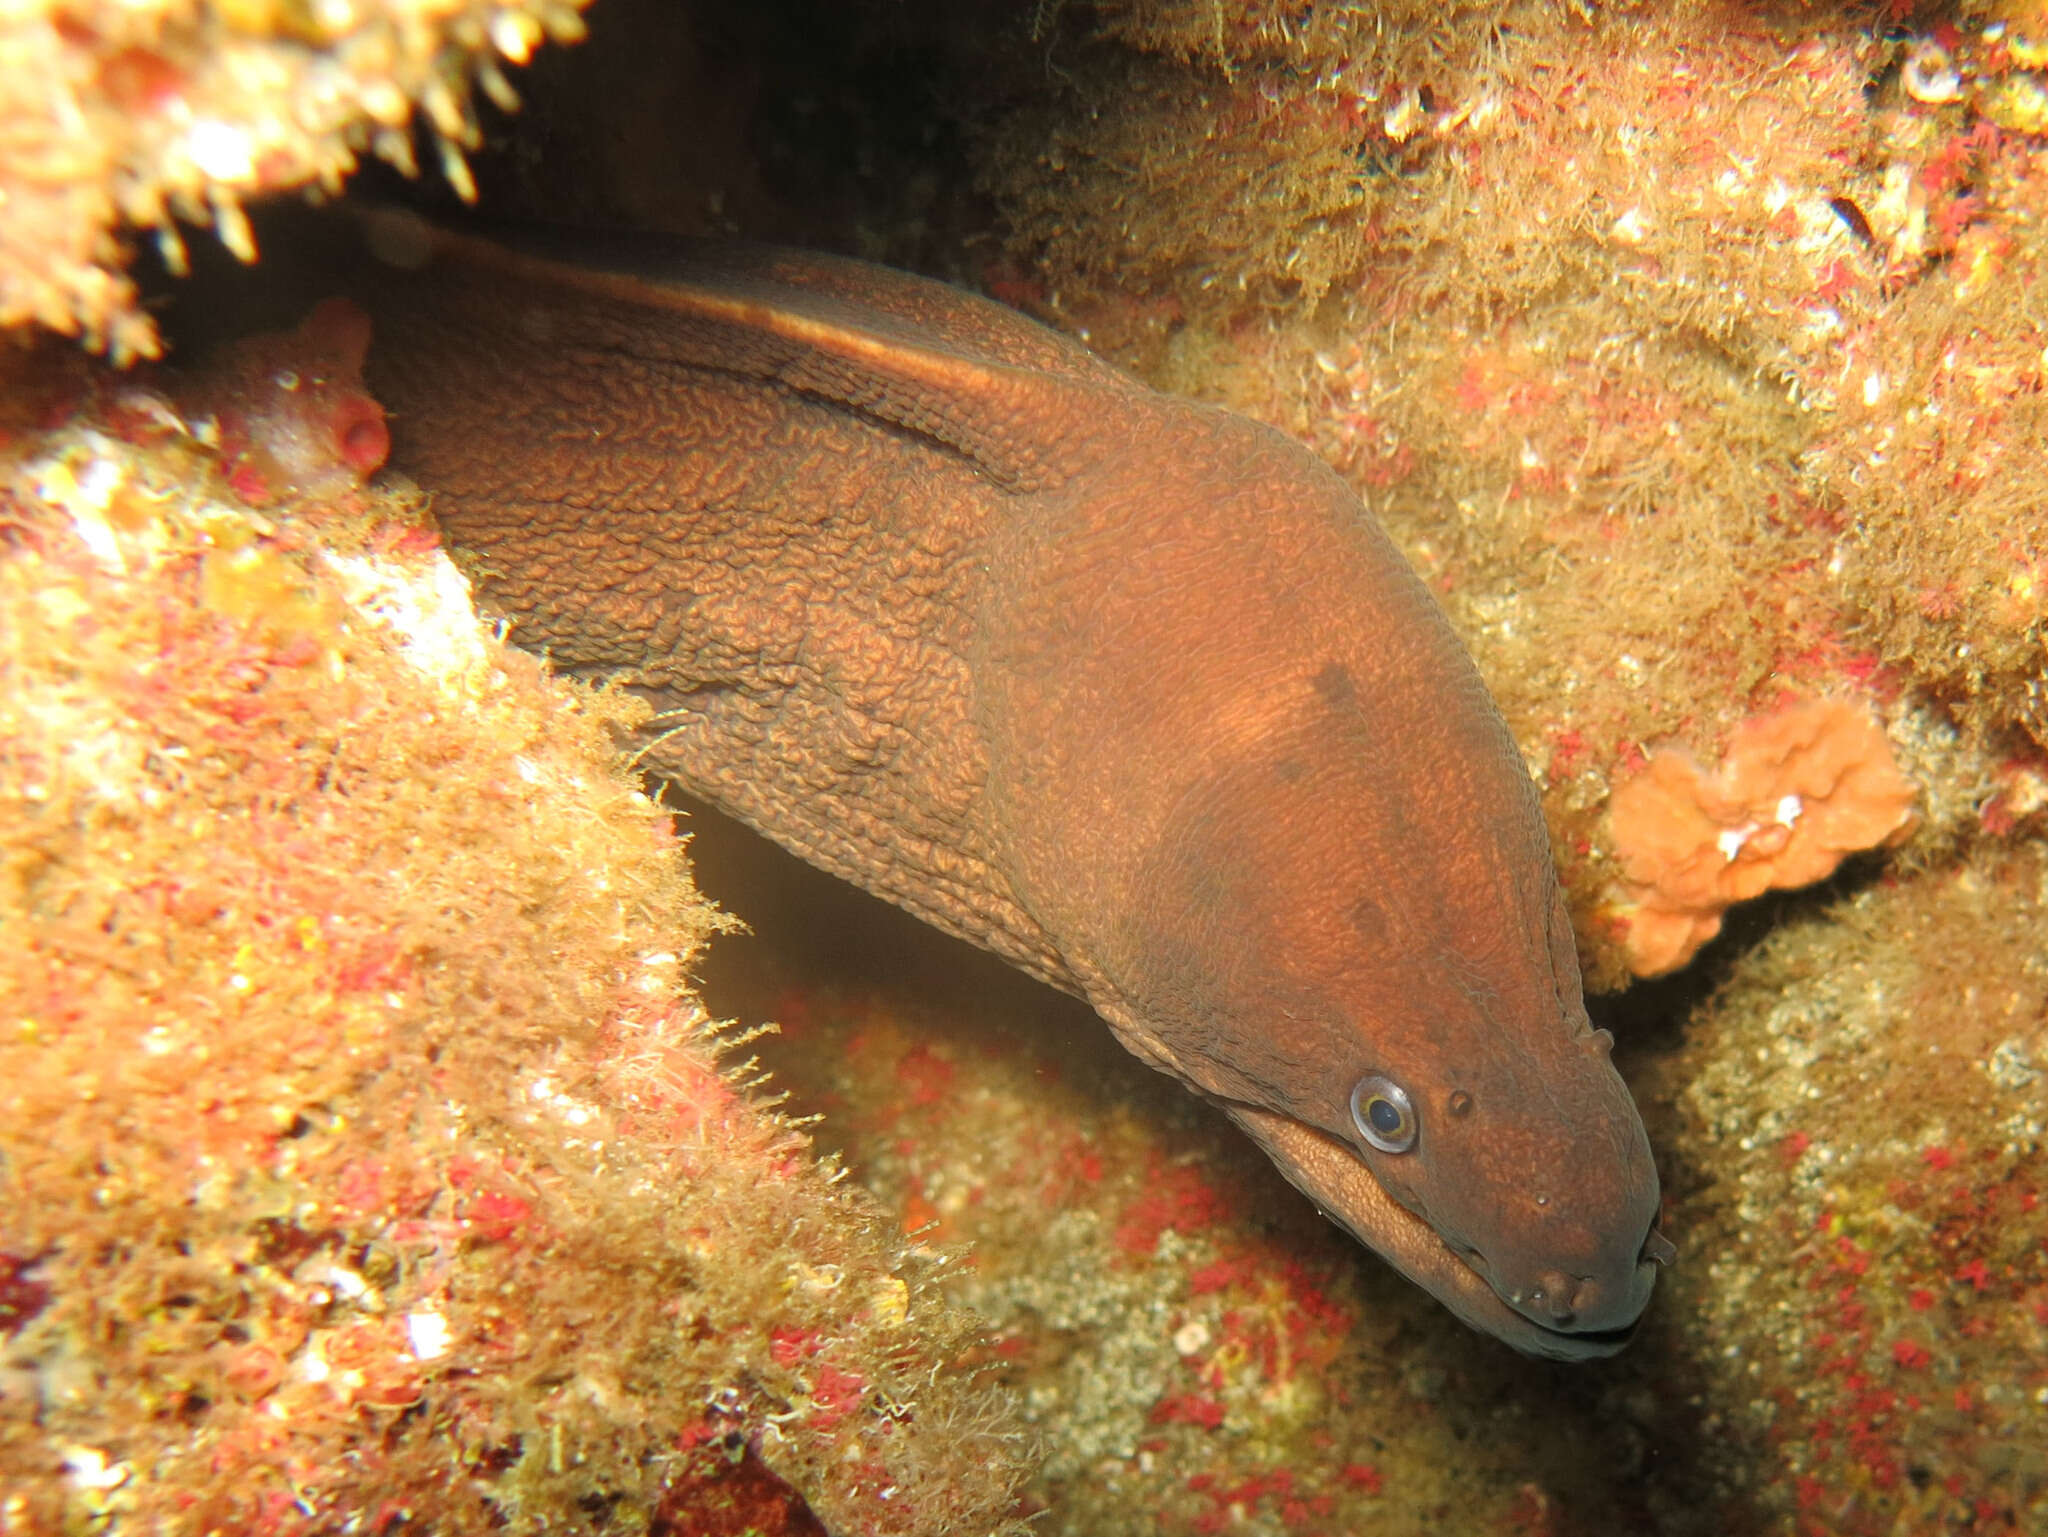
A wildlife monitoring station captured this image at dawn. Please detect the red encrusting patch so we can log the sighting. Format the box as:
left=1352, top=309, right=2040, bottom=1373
left=893, top=1043, right=955, bottom=1107
left=1113, top=1160, right=1232, bottom=1256
left=1339, top=1461, right=1384, bottom=1494
left=805, top=1363, right=867, bottom=1427
left=1889, top=1339, right=1932, bottom=1371
left=461, top=1188, right=535, bottom=1243
left=1149, top=1392, right=1226, bottom=1430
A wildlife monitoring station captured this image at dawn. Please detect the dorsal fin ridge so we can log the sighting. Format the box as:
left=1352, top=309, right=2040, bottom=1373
left=362, top=210, right=1124, bottom=493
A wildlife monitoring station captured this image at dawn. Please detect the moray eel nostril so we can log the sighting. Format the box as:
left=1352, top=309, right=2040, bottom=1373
left=1531, top=1271, right=1581, bottom=1325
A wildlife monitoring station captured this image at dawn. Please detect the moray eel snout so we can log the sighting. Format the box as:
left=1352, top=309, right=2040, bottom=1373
left=1212, top=976, right=1668, bottom=1359
left=1368, top=1023, right=1666, bottom=1349
left=1450, top=1199, right=1669, bottom=1350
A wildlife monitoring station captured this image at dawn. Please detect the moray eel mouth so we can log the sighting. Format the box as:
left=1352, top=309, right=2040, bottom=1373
left=1221, top=1103, right=1668, bottom=1362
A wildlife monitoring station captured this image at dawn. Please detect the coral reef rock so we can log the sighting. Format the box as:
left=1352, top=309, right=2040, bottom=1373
left=0, top=0, right=591, bottom=362
left=0, top=365, right=1032, bottom=1535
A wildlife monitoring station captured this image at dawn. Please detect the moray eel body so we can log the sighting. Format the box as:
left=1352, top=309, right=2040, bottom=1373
left=348, top=214, right=1670, bottom=1359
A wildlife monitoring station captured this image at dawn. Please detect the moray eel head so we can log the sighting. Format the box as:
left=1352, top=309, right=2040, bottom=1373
left=1074, top=551, right=1672, bottom=1360
left=1103, top=807, right=1671, bottom=1358
left=1222, top=987, right=1669, bottom=1361
left=1095, top=839, right=1668, bottom=1361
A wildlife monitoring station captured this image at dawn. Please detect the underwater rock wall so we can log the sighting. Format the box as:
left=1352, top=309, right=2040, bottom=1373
left=1667, top=845, right=2048, bottom=1530
left=3, top=0, right=2047, bottom=1533
left=964, top=2, right=2048, bottom=1528
left=984, top=0, right=2048, bottom=988
left=0, top=361, right=1032, bottom=1534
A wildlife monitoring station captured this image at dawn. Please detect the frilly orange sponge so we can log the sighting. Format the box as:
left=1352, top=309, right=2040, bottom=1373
left=1603, top=699, right=1920, bottom=977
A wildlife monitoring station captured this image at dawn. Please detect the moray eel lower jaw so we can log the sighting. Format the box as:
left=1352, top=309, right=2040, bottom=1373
left=1222, top=1102, right=1667, bottom=1362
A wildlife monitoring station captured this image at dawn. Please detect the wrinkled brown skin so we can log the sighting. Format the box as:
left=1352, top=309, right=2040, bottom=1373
left=348, top=214, right=1669, bottom=1359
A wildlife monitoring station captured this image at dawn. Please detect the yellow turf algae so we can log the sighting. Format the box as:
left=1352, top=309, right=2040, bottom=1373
left=0, top=392, right=1031, bottom=1535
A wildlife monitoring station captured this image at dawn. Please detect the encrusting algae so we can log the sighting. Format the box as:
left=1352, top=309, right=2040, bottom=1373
left=982, top=0, right=2048, bottom=975
left=0, top=0, right=592, bottom=364
left=0, top=343, right=1033, bottom=1534
left=1661, top=842, right=2048, bottom=1532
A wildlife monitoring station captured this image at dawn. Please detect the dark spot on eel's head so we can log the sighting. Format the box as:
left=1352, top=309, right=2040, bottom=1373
left=1448, top=1089, right=1474, bottom=1118
left=1274, top=758, right=1306, bottom=782
left=1349, top=892, right=1390, bottom=946
left=1311, top=660, right=1356, bottom=709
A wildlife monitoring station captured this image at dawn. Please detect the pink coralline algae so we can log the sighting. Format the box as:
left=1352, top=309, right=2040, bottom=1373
left=1603, top=698, right=1920, bottom=976
left=174, top=298, right=391, bottom=505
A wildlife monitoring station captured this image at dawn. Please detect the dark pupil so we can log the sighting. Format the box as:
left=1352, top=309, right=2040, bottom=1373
left=1367, top=1098, right=1404, bottom=1135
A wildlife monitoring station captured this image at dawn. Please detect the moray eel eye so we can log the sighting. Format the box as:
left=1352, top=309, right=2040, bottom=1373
left=1349, top=1074, right=1418, bottom=1154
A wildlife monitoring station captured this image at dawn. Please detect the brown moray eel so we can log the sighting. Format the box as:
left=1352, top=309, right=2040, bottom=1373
left=345, top=212, right=1672, bottom=1359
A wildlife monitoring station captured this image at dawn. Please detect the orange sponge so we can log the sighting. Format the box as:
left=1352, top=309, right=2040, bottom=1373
left=1603, top=699, right=1919, bottom=976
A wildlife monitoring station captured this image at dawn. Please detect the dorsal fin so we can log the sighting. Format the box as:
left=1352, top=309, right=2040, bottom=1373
left=361, top=210, right=1130, bottom=494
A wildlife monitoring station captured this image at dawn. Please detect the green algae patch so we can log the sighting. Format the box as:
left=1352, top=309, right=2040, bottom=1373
left=0, top=399, right=1031, bottom=1534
